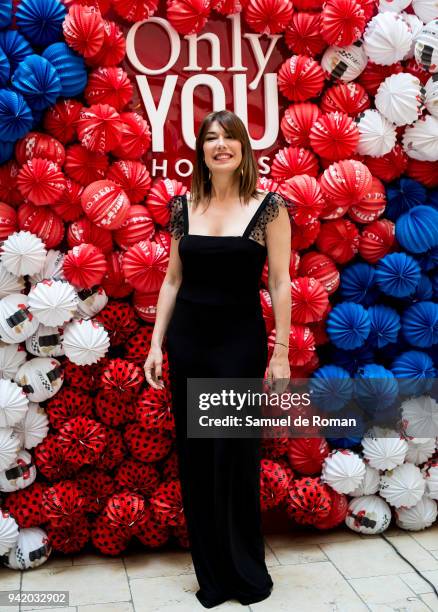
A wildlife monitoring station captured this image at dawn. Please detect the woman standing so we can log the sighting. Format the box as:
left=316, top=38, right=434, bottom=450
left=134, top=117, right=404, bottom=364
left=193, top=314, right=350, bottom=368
left=144, top=109, right=292, bottom=608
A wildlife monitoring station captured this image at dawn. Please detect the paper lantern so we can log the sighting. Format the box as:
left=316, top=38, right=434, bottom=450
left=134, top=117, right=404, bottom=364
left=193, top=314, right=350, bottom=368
left=0, top=378, right=28, bottom=428
left=281, top=103, right=322, bottom=148
left=0, top=449, right=36, bottom=492
left=101, top=252, right=132, bottom=298
left=42, top=42, right=87, bottom=98
left=81, top=180, right=130, bottom=230
left=15, top=0, right=65, bottom=46
left=362, top=145, right=408, bottom=183
left=123, top=240, right=169, bottom=292
left=349, top=176, right=386, bottom=224
left=0, top=510, right=19, bottom=555
left=284, top=12, right=326, bottom=57
left=321, top=82, right=370, bottom=116
left=340, top=262, right=378, bottom=306
left=321, top=42, right=368, bottom=82
left=407, top=158, right=438, bottom=187
left=107, top=160, right=151, bottom=204
left=85, top=67, right=133, bottom=111
left=359, top=219, right=395, bottom=263
left=271, top=146, right=319, bottom=180
left=401, top=395, right=438, bottom=439
left=277, top=55, right=325, bottom=101
left=112, top=112, right=151, bottom=159
left=375, top=252, right=421, bottom=297
left=423, top=461, right=438, bottom=499
left=243, top=0, right=294, bottom=35
left=166, top=0, right=211, bottom=35
left=362, top=428, right=408, bottom=471
left=413, top=0, right=438, bottom=22
left=378, top=0, right=411, bottom=11
left=310, top=364, right=353, bottom=411
left=291, top=277, right=329, bottom=324
left=380, top=463, right=425, bottom=508
left=321, top=449, right=366, bottom=494
left=43, top=99, right=82, bottom=145
left=415, top=19, right=438, bottom=73
left=28, top=280, right=78, bottom=326
left=298, top=252, right=340, bottom=294
left=25, top=324, right=64, bottom=357
left=15, top=132, right=65, bottom=167
left=62, top=5, right=104, bottom=58
left=52, top=179, right=83, bottom=222
left=368, top=305, right=401, bottom=349
left=396, top=496, right=438, bottom=531
left=86, top=20, right=126, bottom=67
left=0, top=294, right=39, bottom=344
left=364, top=13, right=412, bottom=66
left=375, top=73, right=425, bottom=127
left=11, top=55, right=61, bottom=112
left=425, top=75, right=438, bottom=117
left=0, top=90, right=33, bottom=142
left=402, top=301, right=438, bottom=348
left=346, top=495, right=391, bottom=534
left=67, top=217, right=113, bottom=255
left=326, top=302, right=370, bottom=350
left=63, top=244, right=107, bottom=289
left=0, top=344, right=26, bottom=380
left=63, top=319, right=109, bottom=365
left=0, top=31, right=32, bottom=73
left=76, top=286, right=108, bottom=319
left=405, top=439, right=436, bottom=465
left=403, top=115, right=438, bottom=162
left=279, top=175, right=324, bottom=225
left=309, top=112, right=359, bottom=161
left=356, top=109, right=397, bottom=157
left=286, top=477, right=332, bottom=525
left=133, top=290, right=159, bottom=322
left=17, top=158, right=66, bottom=206
left=316, top=219, right=360, bottom=264
left=286, top=438, right=330, bottom=475
left=321, top=0, right=366, bottom=47
left=29, top=249, right=65, bottom=284
left=0, top=265, right=25, bottom=299
left=396, top=206, right=438, bottom=254
left=113, top=205, right=155, bottom=250
left=76, top=104, right=124, bottom=154
left=350, top=465, right=380, bottom=497
left=0, top=202, right=16, bottom=242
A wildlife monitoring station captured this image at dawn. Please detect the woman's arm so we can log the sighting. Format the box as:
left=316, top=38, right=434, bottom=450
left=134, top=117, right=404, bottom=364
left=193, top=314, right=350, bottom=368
left=145, top=237, right=183, bottom=388
left=265, top=202, right=292, bottom=380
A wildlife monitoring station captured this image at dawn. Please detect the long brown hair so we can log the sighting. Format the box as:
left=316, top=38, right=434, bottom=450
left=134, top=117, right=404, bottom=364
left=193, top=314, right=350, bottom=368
left=190, top=110, right=259, bottom=210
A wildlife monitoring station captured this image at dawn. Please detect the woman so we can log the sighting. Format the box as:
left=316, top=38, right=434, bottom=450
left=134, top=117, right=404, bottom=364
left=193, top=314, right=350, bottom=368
left=144, top=109, right=292, bottom=608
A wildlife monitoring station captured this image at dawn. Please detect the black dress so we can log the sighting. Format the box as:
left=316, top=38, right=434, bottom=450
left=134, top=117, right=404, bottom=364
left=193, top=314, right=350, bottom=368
left=165, top=191, right=289, bottom=608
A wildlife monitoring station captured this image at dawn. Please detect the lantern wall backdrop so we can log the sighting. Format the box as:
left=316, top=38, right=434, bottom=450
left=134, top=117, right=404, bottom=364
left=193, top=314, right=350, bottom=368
left=0, top=0, right=437, bottom=571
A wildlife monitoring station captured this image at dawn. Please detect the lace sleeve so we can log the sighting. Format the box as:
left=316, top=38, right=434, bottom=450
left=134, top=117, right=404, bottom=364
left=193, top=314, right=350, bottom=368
left=166, top=195, right=185, bottom=239
left=249, top=192, right=293, bottom=246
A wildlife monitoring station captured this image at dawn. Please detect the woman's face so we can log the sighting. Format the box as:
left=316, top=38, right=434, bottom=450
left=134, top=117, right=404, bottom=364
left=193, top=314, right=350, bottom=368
left=203, top=120, right=243, bottom=176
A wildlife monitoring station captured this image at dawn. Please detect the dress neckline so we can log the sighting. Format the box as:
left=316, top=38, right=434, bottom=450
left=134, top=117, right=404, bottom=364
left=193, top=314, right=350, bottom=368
left=182, top=191, right=272, bottom=239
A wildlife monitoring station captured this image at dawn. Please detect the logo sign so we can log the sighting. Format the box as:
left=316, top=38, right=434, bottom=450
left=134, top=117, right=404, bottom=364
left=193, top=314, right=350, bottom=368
left=123, top=7, right=289, bottom=182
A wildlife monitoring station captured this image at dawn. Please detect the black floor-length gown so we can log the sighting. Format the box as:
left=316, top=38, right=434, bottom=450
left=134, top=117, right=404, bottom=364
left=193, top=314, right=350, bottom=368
left=165, top=191, right=288, bottom=608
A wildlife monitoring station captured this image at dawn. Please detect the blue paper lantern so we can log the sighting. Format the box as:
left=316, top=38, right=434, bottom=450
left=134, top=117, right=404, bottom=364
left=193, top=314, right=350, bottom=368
left=0, top=0, right=12, bottom=29
left=0, top=89, right=33, bottom=141
left=407, top=275, right=434, bottom=302
left=0, top=48, right=9, bottom=89
left=0, top=31, right=33, bottom=73
left=340, top=263, right=379, bottom=306
left=42, top=42, right=87, bottom=98
left=330, top=344, right=375, bottom=375
left=15, top=0, right=66, bottom=47
left=368, top=305, right=401, bottom=349
left=327, top=302, right=371, bottom=350
left=402, top=301, right=438, bottom=348
left=386, top=178, right=427, bottom=221
left=391, top=350, right=435, bottom=395
left=354, top=364, right=399, bottom=412
left=416, top=248, right=438, bottom=273
left=395, top=206, right=438, bottom=255
left=11, top=54, right=61, bottom=111
left=309, top=365, right=353, bottom=411
left=375, top=253, right=421, bottom=298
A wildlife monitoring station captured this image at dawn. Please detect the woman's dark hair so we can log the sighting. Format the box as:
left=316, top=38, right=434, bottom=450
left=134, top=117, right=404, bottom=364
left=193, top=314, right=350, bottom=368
left=190, top=110, right=259, bottom=210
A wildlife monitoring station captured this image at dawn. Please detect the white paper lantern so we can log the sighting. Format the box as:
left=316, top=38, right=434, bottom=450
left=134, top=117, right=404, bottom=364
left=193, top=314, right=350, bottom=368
left=321, top=449, right=366, bottom=494
left=25, top=324, right=64, bottom=358
left=0, top=449, right=36, bottom=492
left=0, top=265, right=24, bottom=299
left=346, top=495, right=392, bottom=534
left=0, top=294, right=39, bottom=344
left=350, top=464, right=381, bottom=497
left=422, top=461, right=438, bottom=498
left=0, top=231, right=46, bottom=277
left=13, top=402, right=49, bottom=449
left=379, top=0, right=412, bottom=12
left=321, top=42, right=368, bottom=82
left=401, top=395, right=438, bottom=439
left=28, top=249, right=65, bottom=284
left=75, top=286, right=108, bottom=319
left=0, top=379, right=29, bottom=428
left=62, top=319, right=110, bottom=366
left=0, top=343, right=26, bottom=380
left=3, top=527, right=51, bottom=570
left=0, top=428, right=20, bottom=471
left=375, top=73, right=425, bottom=126
left=356, top=109, right=398, bottom=156
left=380, top=462, right=426, bottom=508
left=401, top=13, right=424, bottom=59
left=415, top=19, right=438, bottom=72
left=403, top=114, right=438, bottom=160
left=0, top=510, right=19, bottom=555
left=413, top=0, right=438, bottom=26
left=28, top=280, right=78, bottom=326
left=396, top=495, right=438, bottom=530
left=361, top=427, right=408, bottom=470
left=16, top=357, right=63, bottom=403
left=364, top=13, right=413, bottom=65
left=425, top=74, right=438, bottom=116
left=405, top=438, right=436, bottom=464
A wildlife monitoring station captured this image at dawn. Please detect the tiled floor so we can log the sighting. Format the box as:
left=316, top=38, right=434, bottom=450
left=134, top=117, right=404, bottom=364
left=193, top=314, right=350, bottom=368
left=2, top=525, right=438, bottom=612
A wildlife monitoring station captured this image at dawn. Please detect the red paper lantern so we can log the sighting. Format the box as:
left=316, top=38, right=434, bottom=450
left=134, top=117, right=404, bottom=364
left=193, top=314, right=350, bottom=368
left=0, top=202, right=17, bottom=241
left=309, top=112, right=360, bottom=161
left=67, top=217, right=113, bottom=254
left=281, top=103, right=322, bottom=148
left=17, top=202, right=64, bottom=248
left=298, top=252, right=340, bottom=294
left=15, top=132, right=65, bottom=166
left=43, top=99, right=82, bottom=144
left=133, top=290, right=159, bottom=322
left=167, top=0, right=211, bottom=35
left=348, top=176, right=386, bottom=224
left=85, top=67, right=133, bottom=111
left=112, top=112, right=152, bottom=159
left=107, top=160, right=152, bottom=204
left=278, top=55, right=325, bottom=102
left=113, top=205, right=155, bottom=250
left=52, top=179, right=84, bottom=222
left=146, top=178, right=187, bottom=226
left=63, top=243, right=108, bottom=289
left=358, top=218, right=395, bottom=263
left=101, top=252, right=133, bottom=298
left=284, top=12, right=326, bottom=57
left=17, top=158, right=66, bottom=206
left=243, top=0, right=294, bottom=35
left=362, top=145, right=408, bottom=183
left=316, top=218, right=360, bottom=264
left=81, top=180, right=130, bottom=230
left=321, top=0, right=365, bottom=46
left=321, top=83, right=370, bottom=116
left=287, top=438, right=330, bottom=475
left=123, top=240, right=169, bottom=292
left=271, top=146, right=319, bottom=180
left=76, top=104, right=124, bottom=154
left=86, top=20, right=126, bottom=67
left=291, top=277, right=329, bottom=324
left=62, top=5, right=105, bottom=58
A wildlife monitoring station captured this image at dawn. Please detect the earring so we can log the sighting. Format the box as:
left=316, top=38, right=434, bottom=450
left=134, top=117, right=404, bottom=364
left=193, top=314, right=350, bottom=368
left=240, top=168, right=244, bottom=176
left=208, top=169, right=212, bottom=180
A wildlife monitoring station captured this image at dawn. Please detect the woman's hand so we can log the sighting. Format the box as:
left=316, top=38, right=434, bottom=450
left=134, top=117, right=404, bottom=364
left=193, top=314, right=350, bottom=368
left=266, top=345, right=290, bottom=394
left=144, top=345, right=165, bottom=390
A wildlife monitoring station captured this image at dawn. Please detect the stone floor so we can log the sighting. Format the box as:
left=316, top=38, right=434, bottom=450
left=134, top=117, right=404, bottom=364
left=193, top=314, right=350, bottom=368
left=2, top=524, right=438, bottom=612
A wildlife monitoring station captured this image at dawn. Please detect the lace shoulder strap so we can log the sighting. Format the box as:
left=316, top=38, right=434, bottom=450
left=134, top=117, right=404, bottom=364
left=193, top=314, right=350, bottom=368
left=166, top=194, right=186, bottom=239
left=247, top=191, right=294, bottom=246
